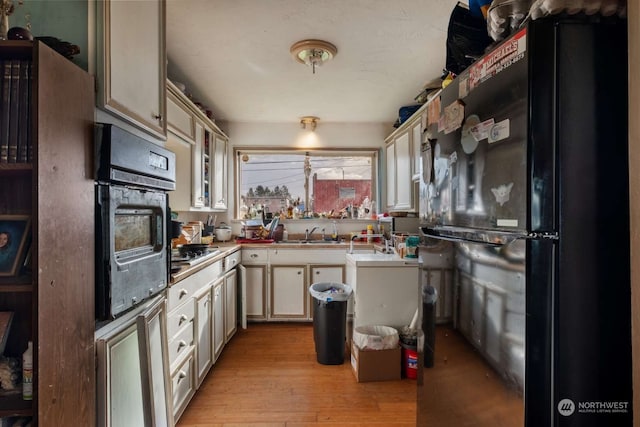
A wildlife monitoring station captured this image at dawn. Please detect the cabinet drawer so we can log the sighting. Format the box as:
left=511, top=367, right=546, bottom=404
left=172, top=349, right=196, bottom=422
left=168, top=321, right=194, bottom=368
left=224, top=250, right=241, bottom=272
left=242, top=249, right=268, bottom=264
left=168, top=261, right=222, bottom=312
left=167, top=298, right=195, bottom=340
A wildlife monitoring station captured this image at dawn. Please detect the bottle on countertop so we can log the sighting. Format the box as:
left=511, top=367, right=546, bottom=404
left=22, top=341, right=32, bottom=401
left=367, top=224, right=374, bottom=243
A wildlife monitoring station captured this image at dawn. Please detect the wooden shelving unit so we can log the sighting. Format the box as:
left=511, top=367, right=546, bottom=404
left=0, top=40, right=95, bottom=425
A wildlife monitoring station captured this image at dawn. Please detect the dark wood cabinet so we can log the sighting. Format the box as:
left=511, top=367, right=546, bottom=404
left=0, top=41, right=95, bottom=425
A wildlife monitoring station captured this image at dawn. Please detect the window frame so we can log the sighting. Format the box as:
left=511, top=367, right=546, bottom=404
left=233, top=147, right=379, bottom=220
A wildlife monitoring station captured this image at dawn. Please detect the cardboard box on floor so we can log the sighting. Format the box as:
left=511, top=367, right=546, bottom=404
left=350, top=342, right=401, bottom=382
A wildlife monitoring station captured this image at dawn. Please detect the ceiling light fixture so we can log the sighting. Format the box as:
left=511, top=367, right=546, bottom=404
left=290, top=39, right=337, bottom=74
left=300, top=116, right=319, bottom=131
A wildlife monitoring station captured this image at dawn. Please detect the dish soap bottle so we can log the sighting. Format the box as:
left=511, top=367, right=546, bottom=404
left=22, top=341, right=32, bottom=400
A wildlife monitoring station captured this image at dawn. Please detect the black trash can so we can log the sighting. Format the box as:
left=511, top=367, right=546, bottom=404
left=421, top=284, right=438, bottom=368
left=309, top=282, right=353, bottom=365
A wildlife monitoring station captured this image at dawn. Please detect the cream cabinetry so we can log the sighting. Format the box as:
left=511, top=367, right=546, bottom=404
left=165, top=80, right=229, bottom=211
left=386, top=130, right=412, bottom=210
left=166, top=260, right=222, bottom=422
left=194, top=285, right=212, bottom=387
left=241, top=248, right=347, bottom=322
left=224, top=269, right=238, bottom=341
left=212, top=278, right=225, bottom=360
left=241, top=249, right=268, bottom=320
left=385, top=103, right=428, bottom=211
left=270, top=265, right=307, bottom=319
left=96, top=0, right=166, bottom=139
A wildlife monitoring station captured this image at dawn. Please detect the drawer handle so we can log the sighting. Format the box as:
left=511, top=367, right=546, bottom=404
left=179, top=289, right=188, bottom=298
left=251, top=254, right=258, bottom=258
left=178, top=371, right=187, bottom=381
left=178, top=340, right=187, bottom=349
left=179, top=314, right=188, bottom=324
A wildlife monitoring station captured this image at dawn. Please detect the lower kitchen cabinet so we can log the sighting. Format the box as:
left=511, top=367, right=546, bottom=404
left=195, top=285, right=213, bottom=386
left=224, top=269, right=238, bottom=341
left=212, top=278, right=225, bottom=360
left=270, top=265, right=307, bottom=319
left=171, top=349, right=196, bottom=422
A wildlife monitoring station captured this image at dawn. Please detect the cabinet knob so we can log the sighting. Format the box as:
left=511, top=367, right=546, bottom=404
left=178, top=371, right=187, bottom=381
left=178, top=340, right=186, bottom=349
left=251, top=254, right=258, bottom=258
left=297, top=271, right=302, bottom=275
left=153, top=113, right=163, bottom=121
left=315, top=271, right=320, bottom=275
left=179, top=289, right=188, bottom=298
left=179, top=314, right=188, bottom=324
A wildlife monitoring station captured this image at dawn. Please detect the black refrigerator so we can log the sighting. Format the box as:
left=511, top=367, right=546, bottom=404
left=417, top=14, right=631, bottom=427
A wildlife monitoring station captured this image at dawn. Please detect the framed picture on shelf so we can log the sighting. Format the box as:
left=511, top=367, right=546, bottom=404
left=0, top=215, right=31, bottom=277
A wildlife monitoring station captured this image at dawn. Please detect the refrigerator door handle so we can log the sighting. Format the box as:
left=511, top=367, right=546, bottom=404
left=420, top=225, right=526, bottom=246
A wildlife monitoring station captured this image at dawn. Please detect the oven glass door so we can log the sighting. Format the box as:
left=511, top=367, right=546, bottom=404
left=97, top=185, right=169, bottom=320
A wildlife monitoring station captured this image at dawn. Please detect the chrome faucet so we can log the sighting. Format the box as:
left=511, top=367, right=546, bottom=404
left=305, top=226, right=319, bottom=241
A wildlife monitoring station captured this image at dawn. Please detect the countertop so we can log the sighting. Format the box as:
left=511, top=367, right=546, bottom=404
left=170, top=240, right=378, bottom=284
left=346, top=252, right=422, bottom=267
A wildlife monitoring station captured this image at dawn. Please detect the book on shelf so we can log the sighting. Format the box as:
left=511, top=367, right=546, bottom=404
left=0, top=60, right=9, bottom=163
left=7, top=59, right=20, bottom=163
left=17, top=60, right=30, bottom=164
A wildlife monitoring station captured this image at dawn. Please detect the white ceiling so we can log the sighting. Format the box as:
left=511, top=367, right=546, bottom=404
left=166, top=0, right=460, bottom=126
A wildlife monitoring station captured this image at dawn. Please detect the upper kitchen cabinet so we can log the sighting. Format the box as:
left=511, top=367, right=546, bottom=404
left=386, top=129, right=412, bottom=211
left=96, top=0, right=167, bottom=140
left=385, top=103, right=428, bottom=212
left=165, top=80, right=229, bottom=212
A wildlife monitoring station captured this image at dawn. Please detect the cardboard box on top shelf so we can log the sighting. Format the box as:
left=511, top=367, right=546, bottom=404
left=350, top=342, right=401, bottom=382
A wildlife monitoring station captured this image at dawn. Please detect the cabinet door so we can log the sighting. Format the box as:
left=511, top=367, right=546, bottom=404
left=212, top=280, right=225, bottom=360
left=244, top=265, right=267, bottom=319
left=137, top=298, right=172, bottom=427
left=195, top=287, right=212, bottom=386
left=395, top=131, right=412, bottom=210
left=192, top=121, right=206, bottom=208
left=270, top=265, right=307, bottom=319
left=224, top=269, right=237, bottom=341
left=167, top=86, right=196, bottom=143
left=386, top=142, right=396, bottom=209
left=165, top=133, right=193, bottom=211
left=411, top=119, right=422, bottom=181
left=97, top=0, right=166, bottom=139
left=212, top=133, right=228, bottom=211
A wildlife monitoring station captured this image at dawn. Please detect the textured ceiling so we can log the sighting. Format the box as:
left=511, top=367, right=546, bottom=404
left=166, top=0, right=460, bottom=125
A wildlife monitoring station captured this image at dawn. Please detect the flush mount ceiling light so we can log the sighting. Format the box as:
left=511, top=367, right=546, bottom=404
left=290, top=39, right=337, bottom=74
left=300, top=116, right=319, bottom=131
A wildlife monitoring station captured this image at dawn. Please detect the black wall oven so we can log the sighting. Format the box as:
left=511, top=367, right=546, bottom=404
left=95, top=123, right=176, bottom=321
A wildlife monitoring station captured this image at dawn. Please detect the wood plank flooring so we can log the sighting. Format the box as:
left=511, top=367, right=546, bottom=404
left=176, top=323, right=417, bottom=427
left=176, top=323, right=523, bottom=427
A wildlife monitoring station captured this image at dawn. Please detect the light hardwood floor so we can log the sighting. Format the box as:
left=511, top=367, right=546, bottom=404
left=176, top=323, right=417, bottom=427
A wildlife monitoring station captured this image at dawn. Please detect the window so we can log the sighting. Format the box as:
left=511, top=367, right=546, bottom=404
left=236, top=149, right=378, bottom=219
